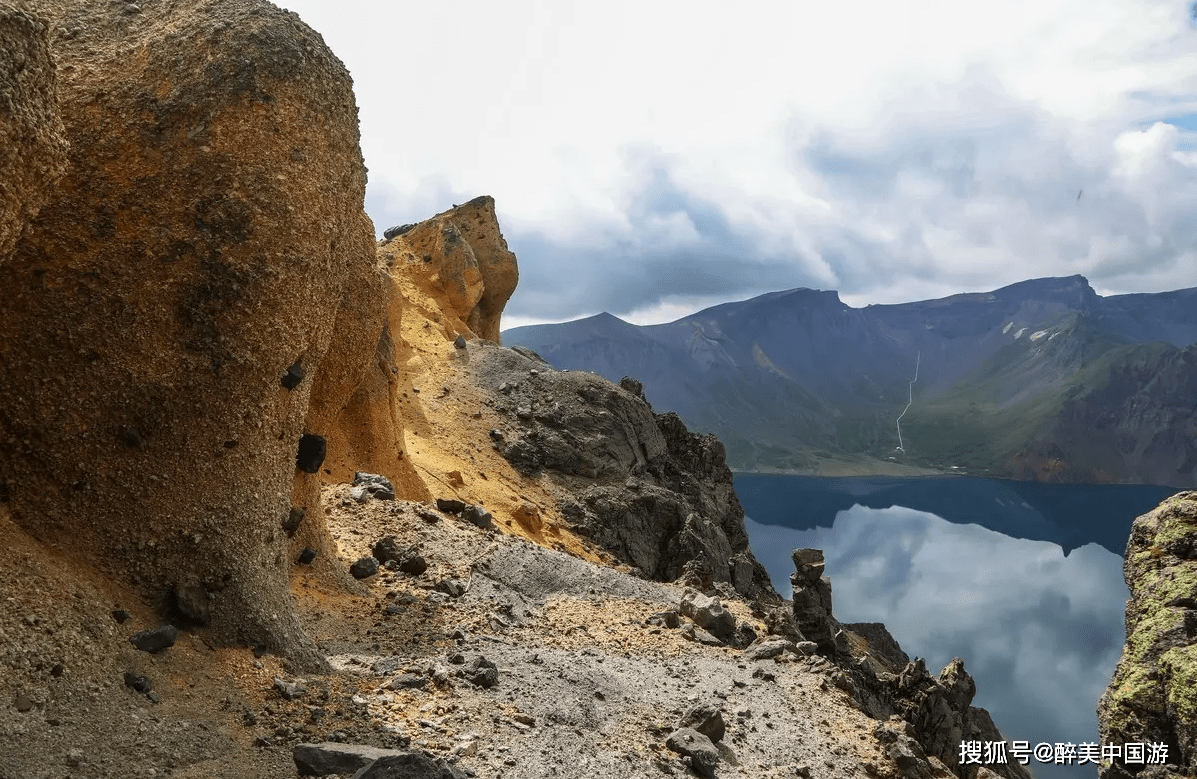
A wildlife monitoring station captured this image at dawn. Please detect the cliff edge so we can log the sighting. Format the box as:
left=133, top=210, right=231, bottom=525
left=1098, top=491, right=1197, bottom=778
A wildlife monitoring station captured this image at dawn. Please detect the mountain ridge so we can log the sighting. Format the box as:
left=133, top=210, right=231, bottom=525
left=505, top=276, right=1197, bottom=487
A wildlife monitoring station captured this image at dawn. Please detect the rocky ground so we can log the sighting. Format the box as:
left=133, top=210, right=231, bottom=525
left=0, top=454, right=1023, bottom=779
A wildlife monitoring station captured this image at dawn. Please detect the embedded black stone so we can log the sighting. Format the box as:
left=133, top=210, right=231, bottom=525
left=296, top=434, right=326, bottom=473
left=130, top=625, right=177, bottom=653
left=123, top=673, right=152, bottom=694
left=297, top=547, right=317, bottom=564
left=281, top=361, right=305, bottom=390
left=283, top=507, right=305, bottom=537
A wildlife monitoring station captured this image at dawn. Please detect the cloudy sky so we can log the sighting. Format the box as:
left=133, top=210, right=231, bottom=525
left=279, top=0, right=1197, bottom=327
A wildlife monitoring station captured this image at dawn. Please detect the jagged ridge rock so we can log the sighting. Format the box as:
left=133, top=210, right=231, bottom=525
left=467, top=342, right=777, bottom=604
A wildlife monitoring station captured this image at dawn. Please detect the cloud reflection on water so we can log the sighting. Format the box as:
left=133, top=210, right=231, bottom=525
left=745, top=505, right=1128, bottom=779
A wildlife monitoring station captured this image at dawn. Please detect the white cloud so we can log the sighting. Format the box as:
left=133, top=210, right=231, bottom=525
left=280, top=0, right=1197, bottom=325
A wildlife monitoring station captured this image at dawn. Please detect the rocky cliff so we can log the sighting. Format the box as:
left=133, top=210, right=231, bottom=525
left=1098, top=491, right=1197, bottom=778
left=0, top=3, right=1031, bottom=778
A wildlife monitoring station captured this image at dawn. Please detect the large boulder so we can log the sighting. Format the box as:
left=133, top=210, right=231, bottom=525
left=0, top=2, right=67, bottom=265
left=1098, top=491, right=1197, bottom=778
left=0, top=0, right=378, bottom=668
left=385, top=195, right=517, bottom=343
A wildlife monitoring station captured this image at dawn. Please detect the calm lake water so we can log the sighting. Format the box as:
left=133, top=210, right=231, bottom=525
left=735, top=474, right=1179, bottom=779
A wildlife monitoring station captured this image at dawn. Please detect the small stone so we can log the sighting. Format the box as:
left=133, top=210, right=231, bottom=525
left=282, top=507, right=305, bottom=536
left=50, top=663, right=64, bottom=677
left=461, top=656, right=499, bottom=688
left=130, top=625, right=178, bottom=653
left=388, top=674, right=428, bottom=690
left=454, top=335, right=467, bottom=349
left=65, top=749, right=84, bottom=767
left=274, top=677, right=307, bottom=701
left=296, top=434, right=326, bottom=473
left=461, top=504, right=493, bottom=529
left=173, top=582, right=213, bottom=626
left=743, top=639, right=797, bottom=661
left=435, top=498, right=466, bottom=514
left=677, top=702, right=726, bottom=743
left=372, top=536, right=402, bottom=563
left=415, top=506, right=442, bottom=523
left=400, top=551, right=429, bottom=576
left=647, top=610, right=681, bottom=629
left=111, top=609, right=130, bottom=623
left=123, top=673, right=152, bottom=694
left=353, top=472, right=396, bottom=501
left=679, top=589, right=735, bottom=639
left=436, top=579, right=466, bottom=598
left=14, top=693, right=33, bottom=712
left=664, top=728, right=719, bottom=777
left=350, top=557, right=379, bottom=579
left=297, top=547, right=318, bottom=564
left=281, top=361, right=305, bottom=390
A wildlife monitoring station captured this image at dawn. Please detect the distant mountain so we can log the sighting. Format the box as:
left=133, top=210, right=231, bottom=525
left=503, top=276, right=1197, bottom=488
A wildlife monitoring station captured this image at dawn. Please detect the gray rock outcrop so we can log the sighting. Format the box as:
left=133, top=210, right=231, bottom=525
left=1097, top=491, right=1197, bottom=779
left=466, top=343, right=777, bottom=604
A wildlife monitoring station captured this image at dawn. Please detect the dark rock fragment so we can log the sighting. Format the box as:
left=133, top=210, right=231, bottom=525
left=296, top=434, right=327, bottom=473
left=435, top=498, right=465, bottom=514
left=111, top=609, right=130, bottom=623
left=454, top=335, right=467, bottom=349
left=13, top=693, right=33, bottom=712
left=293, top=742, right=409, bottom=776
left=353, top=471, right=395, bottom=500
left=388, top=674, right=427, bottom=690
left=460, top=656, right=499, bottom=688
left=619, top=376, right=644, bottom=398
left=461, top=504, right=493, bottom=529
left=678, top=701, right=726, bottom=743
left=436, top=579, right=466, bottom=597
left=382, top=223, right=417, bottom=240
left=123, top=673, right=152, bottom=694
left=664, top=728, right=719, bottom=777
left=353, top=751, right=464, bottom=779
left=283, top=507, right=305, bottom=536
left=274, top=676, right=307, bottom=700
left=281, top=361, right=305, bottom=390
left=647, top=610, right=681, bottom=629
left=297, top=547, right=318, bottom=564
left=414, top=505, right=442, bottom=523
left=172, top=582, right=212, bottom=626
left=371, top=536, right=401, bottom=563
left=350, top=557, right=379, bottom=579
left=130, top=625, right=178, bottom=653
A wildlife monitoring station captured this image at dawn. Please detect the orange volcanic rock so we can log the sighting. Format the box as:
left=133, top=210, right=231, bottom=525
left=0, top=0, right=376, bottom=669
left=0, top=2, right=67, bottom=265
left=387, top=196, right=518, bottom=343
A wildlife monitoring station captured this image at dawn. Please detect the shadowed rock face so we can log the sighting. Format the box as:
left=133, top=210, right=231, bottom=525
left=0, top=0, right=377, bottom=669
left=0, top=2, right=67, bottom=265
left=465, top=343, right=778, bottom=605
left=1098, top=491, right=1197, bottom=779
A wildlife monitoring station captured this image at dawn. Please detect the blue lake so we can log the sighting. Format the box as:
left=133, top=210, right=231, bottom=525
left=735, top=474, right=1179, bottom=779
